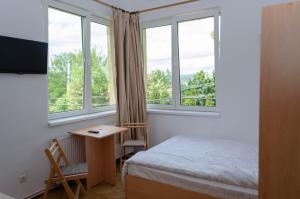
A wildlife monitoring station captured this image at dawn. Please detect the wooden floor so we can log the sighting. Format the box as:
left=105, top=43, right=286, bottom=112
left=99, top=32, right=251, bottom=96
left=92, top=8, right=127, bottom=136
left=34, top=172, right=125, bottom=199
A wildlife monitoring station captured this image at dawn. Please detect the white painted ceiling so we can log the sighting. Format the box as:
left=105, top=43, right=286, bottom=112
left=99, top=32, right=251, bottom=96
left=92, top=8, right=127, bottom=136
left=102, top=0, right=186, bottom=12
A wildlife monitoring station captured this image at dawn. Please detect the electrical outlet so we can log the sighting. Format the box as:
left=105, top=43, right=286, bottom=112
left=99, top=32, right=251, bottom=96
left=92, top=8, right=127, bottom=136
left=19, top=174, right=27, bottom=183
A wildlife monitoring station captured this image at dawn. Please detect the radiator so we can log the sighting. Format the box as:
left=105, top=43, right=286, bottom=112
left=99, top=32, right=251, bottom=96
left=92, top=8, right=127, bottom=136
left=56, top=134, right=86, bottom=164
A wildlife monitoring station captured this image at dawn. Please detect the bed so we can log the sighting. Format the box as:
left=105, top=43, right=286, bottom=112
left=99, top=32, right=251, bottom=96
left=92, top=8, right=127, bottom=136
left=122, top=136, right=258, bottom=199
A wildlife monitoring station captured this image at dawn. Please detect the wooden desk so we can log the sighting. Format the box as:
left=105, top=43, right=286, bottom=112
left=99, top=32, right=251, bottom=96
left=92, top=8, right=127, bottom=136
left=70, top=125, right=127, bottom=188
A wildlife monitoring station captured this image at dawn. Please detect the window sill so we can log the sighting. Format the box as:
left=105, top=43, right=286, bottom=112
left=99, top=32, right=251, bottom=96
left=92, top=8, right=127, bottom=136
left=48, top=109, right=220, bottom=127
left=147, top=109, right=221, bottom=118
left=48, top=110, right=116, bottom=127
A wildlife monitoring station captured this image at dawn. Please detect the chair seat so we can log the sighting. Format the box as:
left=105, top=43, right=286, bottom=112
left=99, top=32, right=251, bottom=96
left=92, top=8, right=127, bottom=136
left=122, top=139, right=146, bottom=147
left=60, top=162, right=88, bottom=176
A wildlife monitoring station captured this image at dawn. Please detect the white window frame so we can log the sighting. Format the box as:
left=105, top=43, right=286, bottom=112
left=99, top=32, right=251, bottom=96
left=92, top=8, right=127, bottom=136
left=46, top=0, right=115, bottom=120
left=142, top=19, right=175, bottom=110
left=141, top=8, right=220, bottom=112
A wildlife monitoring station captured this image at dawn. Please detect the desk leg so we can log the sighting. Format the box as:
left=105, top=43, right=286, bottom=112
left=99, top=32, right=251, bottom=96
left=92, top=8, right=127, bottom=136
left=85, top=135, right=116, bottom=188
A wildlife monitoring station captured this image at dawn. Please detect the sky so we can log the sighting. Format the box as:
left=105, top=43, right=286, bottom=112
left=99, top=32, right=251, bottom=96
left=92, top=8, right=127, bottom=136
left=48, top=8, right=215, bottom=76
left=146, top=17, right=215, bottom=76
left=48, top=8, right=109, bottom=62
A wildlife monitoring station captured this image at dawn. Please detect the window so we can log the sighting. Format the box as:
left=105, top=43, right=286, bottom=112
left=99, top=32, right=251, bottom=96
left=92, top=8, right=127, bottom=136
left=48, top=8, right=84, bottom=114
left=143, top=25, right=172, bottom=105
left=178, top=17, right=216, bottom=107
left=48, top=4, right=114, bottom=119
left=142, top=9, right=220, bottom=111
left=90, top=22, right=114, bottom=108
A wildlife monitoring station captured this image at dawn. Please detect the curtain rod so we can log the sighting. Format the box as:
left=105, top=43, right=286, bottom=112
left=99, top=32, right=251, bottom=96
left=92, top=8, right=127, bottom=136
left=94, top=0, right=199, bottom=13
left=138, top=0, right=199, bottom=13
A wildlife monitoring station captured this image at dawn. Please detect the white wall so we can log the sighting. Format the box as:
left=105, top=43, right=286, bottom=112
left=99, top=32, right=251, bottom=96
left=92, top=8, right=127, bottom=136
left=137, top=0, right=292, bottom=146
left=0, top=0, right=114, bottom=198
left=0, top=0, right=293, bottom=198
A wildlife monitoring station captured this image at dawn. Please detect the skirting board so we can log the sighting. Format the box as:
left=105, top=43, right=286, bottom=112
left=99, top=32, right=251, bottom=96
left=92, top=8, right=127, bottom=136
left=24, top=185, right=59, bottom=199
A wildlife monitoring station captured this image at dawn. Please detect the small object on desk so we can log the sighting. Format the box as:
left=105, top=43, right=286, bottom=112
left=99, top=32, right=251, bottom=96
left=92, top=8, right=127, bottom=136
left=98, top=129, right=107, bottom=134
left=88, top=130, right=99, bottom=134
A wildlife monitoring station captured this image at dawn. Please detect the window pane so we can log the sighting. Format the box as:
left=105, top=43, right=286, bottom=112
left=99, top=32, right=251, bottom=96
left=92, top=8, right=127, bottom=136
left=144, top=25, right=172, bottom=105
left=178, top=17, right=216, bottom=107
left=48, top=8, right=84, bottom=113
left=90, top=22, right=114, bottom=108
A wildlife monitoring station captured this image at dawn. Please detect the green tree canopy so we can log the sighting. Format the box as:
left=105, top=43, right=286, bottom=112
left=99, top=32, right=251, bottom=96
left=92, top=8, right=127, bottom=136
left=146, top=69, right=216, bottom=107
left=181, top=71, right=216, bottom=106
left=48, top=49, right=109, bottom=113
left=48, top=49, right=216, bottom=114
left=147, top=69, right=172, bottom=105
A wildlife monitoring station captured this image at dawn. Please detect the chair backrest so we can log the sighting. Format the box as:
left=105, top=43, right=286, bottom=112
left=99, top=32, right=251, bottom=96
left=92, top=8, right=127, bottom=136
left=44, top=139, right=70, bottom=179
left=121, top=122, right=149, bottom=146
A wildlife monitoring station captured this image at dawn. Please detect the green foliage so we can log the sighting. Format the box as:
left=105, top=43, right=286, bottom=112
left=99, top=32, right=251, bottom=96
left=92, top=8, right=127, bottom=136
left=48, top=49, right=109, bottom=113
left=90, top=48, right=109, bottom=107
left=181, top=71, right=216, bottom=107
left=146, top=70, right=216, bottom=107
left=147, top=69, right=172, bottom=105
left=211, top=31, right=215, bottom=40
left=48, top=49, right=216, bottom=114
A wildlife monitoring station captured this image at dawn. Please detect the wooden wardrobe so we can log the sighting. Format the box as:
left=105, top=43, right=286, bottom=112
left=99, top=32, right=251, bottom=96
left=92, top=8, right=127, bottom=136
left=259, top=1, right=300, bottom=199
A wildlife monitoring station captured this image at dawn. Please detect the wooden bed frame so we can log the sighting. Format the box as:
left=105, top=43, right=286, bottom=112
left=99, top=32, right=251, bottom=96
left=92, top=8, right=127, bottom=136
left=125, top=175, right=216, bottom=199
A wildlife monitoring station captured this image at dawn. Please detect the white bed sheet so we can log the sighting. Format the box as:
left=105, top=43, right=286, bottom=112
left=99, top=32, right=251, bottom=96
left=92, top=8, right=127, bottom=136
left=122, top=136, right=258, bottom=199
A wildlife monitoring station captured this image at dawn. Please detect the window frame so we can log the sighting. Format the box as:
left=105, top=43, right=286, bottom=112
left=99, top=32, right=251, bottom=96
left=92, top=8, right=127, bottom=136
left=142, top=20, right=175, bottom=110
left=47, top=0, right=115, bottom=120
left=141, top=8, right=220, bottom=112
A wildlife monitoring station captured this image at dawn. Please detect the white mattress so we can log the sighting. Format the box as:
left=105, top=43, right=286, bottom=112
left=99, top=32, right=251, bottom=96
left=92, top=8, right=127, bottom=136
left=123, top=136, right=258, bottom=199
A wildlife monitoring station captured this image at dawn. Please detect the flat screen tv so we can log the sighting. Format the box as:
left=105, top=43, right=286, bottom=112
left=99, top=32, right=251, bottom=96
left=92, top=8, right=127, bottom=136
left=0, top=35, right=48, bottom=74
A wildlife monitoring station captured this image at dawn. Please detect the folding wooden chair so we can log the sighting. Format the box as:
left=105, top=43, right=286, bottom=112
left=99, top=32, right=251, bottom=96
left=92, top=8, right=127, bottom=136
left=120, top=122, right=149, bottom=169
left=43, top=139, right=88, bottom=199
